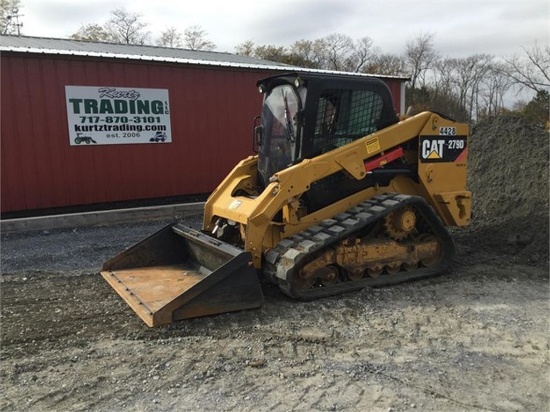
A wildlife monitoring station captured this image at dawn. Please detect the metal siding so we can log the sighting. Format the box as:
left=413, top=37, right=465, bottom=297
left=1, top=53, right=404, bottom=213
left=1, top=54, right=269, bottom=212
left=384, top=81, right=403, bottom=114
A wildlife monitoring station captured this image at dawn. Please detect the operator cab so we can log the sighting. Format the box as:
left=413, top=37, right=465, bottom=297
left=256, top=72, right=399, bottom=189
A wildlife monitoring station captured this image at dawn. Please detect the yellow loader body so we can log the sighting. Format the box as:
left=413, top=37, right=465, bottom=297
left=101, top=72, right=471, bottom=326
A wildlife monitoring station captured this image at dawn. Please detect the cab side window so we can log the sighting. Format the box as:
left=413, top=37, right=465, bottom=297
left=312, top=89, right=384, bottom=155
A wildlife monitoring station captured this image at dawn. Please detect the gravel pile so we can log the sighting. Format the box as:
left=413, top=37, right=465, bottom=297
left=466, top=114, right=549, bottom=263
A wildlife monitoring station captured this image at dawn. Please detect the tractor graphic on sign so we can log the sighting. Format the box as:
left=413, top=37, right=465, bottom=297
left=150, top=131, right=167, bottom=142
left=74, top=133, right=97, bottom=145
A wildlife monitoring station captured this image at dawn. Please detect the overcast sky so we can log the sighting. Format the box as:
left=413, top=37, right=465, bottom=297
left=17, top=0, right=548, bottom=58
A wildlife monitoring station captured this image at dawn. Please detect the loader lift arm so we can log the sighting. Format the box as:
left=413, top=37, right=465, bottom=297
left=204, top=111, right=469, bottom=269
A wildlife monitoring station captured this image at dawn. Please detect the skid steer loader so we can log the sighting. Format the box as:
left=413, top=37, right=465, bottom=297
left=101, top=72, right=471, bottom=327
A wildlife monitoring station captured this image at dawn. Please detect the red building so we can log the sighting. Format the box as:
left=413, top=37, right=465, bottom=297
left=0, top=35, right=408, bottom=214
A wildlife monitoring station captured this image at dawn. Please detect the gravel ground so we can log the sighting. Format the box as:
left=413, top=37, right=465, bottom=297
left=1, top=115, right=549, bottom=411
left=1, top=214, right=548, bottom=412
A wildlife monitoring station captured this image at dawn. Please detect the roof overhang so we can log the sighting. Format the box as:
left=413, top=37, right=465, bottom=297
left=0, top=45, right=410, bottom=82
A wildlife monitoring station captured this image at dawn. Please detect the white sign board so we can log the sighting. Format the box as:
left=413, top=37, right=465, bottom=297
left=65, top=86, right=172, bottom=146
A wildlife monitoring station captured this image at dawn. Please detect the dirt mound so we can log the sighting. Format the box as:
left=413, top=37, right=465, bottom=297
left=466, top=114, right=549, bottom=263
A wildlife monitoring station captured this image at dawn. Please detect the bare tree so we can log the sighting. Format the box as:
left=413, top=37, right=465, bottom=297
left=348, top=36, right=378, bottom=73
left=236, top=34, right=378, bottom=72
left=288, top=39, right=326, bottom=68
left=479, top=62, right=513, bottom=116
left=433, top=58, right=456, bottom=98
left=69, top=8, right=150, bottom=45
left=1, top=0, right=22, bottom=35
left=405, top=32, right=439, bottom=102
left=307, top=34, right=379, bottom=72
left=156, top=27, right=183, bottom=48
left=70, top=23, right=111, bottom=42
left=322, top=33, right=355, bottom=71
left=503, top=44, right=550, bottom=93
left=184, top=25, right=215, bottom=51
left=252, top=44, right=289, bottom=62
left=235, top=40, right=256, bottom=56
left=440, top=54, right=493, bottom=119
left=364, top=53, right=406, bottom=76
left=105, top=8, right=150, bottom=45
left=236, top=40, right=320, bottom=66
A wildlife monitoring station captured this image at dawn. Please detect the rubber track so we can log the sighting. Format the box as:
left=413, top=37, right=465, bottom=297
left=263, top=193, right=455, bottom=300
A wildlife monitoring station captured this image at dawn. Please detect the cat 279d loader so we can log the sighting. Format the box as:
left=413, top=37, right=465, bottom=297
left=101, top=72, right=471, bottom=327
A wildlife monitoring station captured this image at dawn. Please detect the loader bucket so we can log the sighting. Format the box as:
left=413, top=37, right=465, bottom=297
left=101, top=223, right=264, bottom=327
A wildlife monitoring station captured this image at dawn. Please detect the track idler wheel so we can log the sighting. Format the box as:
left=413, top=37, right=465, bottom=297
left=318, top=266, right=339, bottom=286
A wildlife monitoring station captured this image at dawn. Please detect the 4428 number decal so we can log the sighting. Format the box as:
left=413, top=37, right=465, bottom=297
left=420, top=136, right=468, bottom=163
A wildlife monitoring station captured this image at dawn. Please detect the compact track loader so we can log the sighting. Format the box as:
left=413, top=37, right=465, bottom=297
left=102, top=72, right=471, bottom=327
